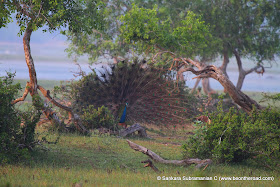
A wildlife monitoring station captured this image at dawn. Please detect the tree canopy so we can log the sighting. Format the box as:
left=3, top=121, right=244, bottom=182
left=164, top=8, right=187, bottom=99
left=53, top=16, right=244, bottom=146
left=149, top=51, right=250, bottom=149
left=0, top=0, right=104, bottom=35
left=119, top=4, right=211, bottom=58
left=0, top=0, right=106, bottom=134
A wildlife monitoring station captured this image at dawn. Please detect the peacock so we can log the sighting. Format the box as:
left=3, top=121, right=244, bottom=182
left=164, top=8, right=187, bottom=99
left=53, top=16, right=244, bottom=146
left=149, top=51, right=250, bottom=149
left=71, top=59, right=202, bottom=127
left=118, top=102, right=128, bottom=128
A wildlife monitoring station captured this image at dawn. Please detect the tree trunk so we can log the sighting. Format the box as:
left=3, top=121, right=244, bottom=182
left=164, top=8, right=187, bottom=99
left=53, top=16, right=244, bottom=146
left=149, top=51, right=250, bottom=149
left=23, top=28, right=38, bottom=95
left=219, top=50, right=229, bottom=78
left=233, top=50, right=264, bottom=91
left=236, top=70, right=246, bottom=91
left=191, top=78, right=201, bottom=94
left=234, top=50, right=246, bottom=90
left=201, top=78, right=216, bottom=97
left=181, top=58, right=215, bottom=96
left=13, top=26, right=88, bottom=134
left=185, top=65, right=262, bottom=113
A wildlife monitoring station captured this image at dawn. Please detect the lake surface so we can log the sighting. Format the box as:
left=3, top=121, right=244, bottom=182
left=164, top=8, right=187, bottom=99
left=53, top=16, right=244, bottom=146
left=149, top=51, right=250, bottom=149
left=1, top=60, right=279, bottom=93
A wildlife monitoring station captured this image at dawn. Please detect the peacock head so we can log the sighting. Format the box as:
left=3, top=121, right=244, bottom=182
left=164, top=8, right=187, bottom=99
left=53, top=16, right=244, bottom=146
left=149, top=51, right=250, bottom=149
left=125, top=102, right=129, bottom=106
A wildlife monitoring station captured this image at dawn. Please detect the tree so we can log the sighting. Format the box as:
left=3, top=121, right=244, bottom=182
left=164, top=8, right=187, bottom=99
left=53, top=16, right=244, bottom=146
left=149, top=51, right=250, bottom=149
left=65, top=0, right=132, bottom=64
left=65, top=2, right=264, bottom=113
left=119, top=4, right=221, bottom=98
left=182, top=0, right=280, bottom=90
left=131, top=0, right=280, bottom=92
left=0, top=0, right=104, bottom=133
left=119, top=4, right=264, bottom=113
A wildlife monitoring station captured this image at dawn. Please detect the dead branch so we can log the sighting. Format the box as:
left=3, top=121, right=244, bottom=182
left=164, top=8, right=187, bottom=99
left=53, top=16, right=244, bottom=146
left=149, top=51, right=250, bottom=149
left=11, top=82, right=30, bottom=104
left=152, top=50, right=175, bottom=63
left=71, top=62, right=87, bottom=78
left=120, top=124, right=148, bottom=138
left=183, top=58, right=204, bottom=69
left=141, top=159, right=160, bottom=173
left=127, top=140, right=212, bottom=168
left=38, top=85, right=72, bottom=112
left=246, top=64, right=265, bottom=75
left=37, top=85, right=89, bottom=134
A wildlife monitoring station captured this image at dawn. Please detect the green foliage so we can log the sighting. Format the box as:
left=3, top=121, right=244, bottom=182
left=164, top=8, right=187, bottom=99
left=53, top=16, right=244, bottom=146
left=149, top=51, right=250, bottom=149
left=260, top=93, right=280, bottom=106
left=0, top=72, right=22, bottom=163
left=81, top=105, right=116, bottom=130
left=183, top=102, right=280, bottom=168
left=0, top=0, right=105, bottom=35
left=185, top=0, right=280, bottom=62
left=66, top=2, right=212, bottom=64
left=120, top=4, right=159, bottom=45
left=120, top=4, right=211, bottom=58
left=0, top=73, right=41, bottom=163
left=18, top=105, right=41, bottom=146
left=65, top=0, right=129, bottom=63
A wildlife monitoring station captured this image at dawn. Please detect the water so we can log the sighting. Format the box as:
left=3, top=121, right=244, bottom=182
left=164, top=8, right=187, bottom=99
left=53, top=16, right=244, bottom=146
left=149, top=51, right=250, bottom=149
left=184, top=71, right=280, bottom=93
left=1, top=60, right=279, bottom=93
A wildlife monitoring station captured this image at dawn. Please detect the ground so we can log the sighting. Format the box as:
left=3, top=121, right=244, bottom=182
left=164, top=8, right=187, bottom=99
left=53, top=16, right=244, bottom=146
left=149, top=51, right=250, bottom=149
left=0, top=124, right=279, bottom=187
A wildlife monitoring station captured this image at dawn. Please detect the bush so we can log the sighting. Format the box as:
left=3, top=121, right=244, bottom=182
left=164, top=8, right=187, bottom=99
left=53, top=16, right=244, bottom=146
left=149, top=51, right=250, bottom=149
left=81, top=105, right=116, bottom=130
left=0, top=73, right=40, bottom=163
left=183, top=100, right=280, bottom=168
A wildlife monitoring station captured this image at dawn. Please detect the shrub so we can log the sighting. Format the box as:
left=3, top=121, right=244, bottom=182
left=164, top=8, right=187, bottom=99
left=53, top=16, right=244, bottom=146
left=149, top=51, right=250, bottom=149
left=81, top=105, right=116, bottom=130
left=0, top=73, right=40, bottom=163
left=183, top=100, right=280, bottom=168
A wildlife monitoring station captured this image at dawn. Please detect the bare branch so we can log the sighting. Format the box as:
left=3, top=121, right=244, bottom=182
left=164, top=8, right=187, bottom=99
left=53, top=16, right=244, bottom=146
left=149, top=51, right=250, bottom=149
left=152, top=51, right=175, bottom=63
left=37, top=85, right=72, bottom=112
left=40, top=13, right=54, bottom=28
left=183, top=58, right=204, bottom=69
left=11, top=82, right=30, bottom=104
left=37, top=85, right=89, bottom=134
left=141, top=159, right=160, bottom=173
left=245, top=64, right=265, bottom=75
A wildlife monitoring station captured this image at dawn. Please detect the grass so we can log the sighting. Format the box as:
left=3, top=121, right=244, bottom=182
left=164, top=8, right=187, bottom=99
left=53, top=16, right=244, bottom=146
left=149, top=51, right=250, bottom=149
left=0, top=127, right=279, bottom=187
left=244, top=91, right=280, bottom=107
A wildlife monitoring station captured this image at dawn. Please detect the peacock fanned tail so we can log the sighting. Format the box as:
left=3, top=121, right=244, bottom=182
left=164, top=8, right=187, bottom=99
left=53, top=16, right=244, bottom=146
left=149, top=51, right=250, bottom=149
left=73, top=59, right=200, bottom=126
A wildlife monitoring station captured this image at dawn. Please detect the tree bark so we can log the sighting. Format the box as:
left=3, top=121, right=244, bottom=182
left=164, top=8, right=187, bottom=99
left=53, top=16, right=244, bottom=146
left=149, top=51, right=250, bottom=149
left=127, top=140, right=212, bottom=168
left=233, top=50, right=264, bottom=91
left=219, top=50, right=229, bottom=78
left=181, top=58, right=215, bottom=96
left=185, top=65, right=262, bottom=113
left=120, top=124, right=148, bottom=138
left=234, top=50, right=246, bottom=90
left=201, top=78, right=216, bottom=97
left=23, top=28, right=38, bottom=95
left=191, top=78, right=201, bottom=94
left=141, top=159, right=160, bottom=173
left=12, top=26, right=88, bottom=134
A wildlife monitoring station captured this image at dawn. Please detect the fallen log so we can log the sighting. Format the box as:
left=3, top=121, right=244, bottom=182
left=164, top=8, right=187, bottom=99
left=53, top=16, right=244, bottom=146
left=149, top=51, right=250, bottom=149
left=127, top=140, right=212, bottom=168
left=120, top=124, right=148, bottom=138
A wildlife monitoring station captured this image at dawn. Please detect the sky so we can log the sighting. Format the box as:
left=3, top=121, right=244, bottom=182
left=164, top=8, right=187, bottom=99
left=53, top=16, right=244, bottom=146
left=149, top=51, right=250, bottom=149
left=0, top=16, right=67, bottom=44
